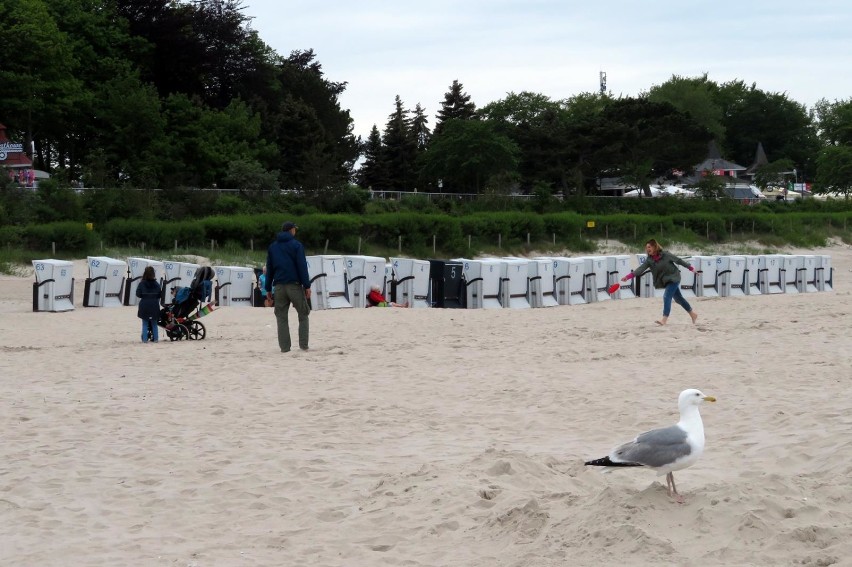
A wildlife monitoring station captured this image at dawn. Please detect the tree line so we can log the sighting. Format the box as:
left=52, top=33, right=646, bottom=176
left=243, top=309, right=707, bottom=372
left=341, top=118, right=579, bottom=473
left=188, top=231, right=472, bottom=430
left=362, top=78, right=852, bottom=199
left=1, top=0, right=357, bottom=193
left=2, top=0, right=852, bottom=199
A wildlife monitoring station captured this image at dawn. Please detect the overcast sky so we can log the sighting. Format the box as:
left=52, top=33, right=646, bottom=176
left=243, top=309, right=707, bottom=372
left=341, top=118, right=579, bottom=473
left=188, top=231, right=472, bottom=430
left=243, top=1, right=852, bottom=140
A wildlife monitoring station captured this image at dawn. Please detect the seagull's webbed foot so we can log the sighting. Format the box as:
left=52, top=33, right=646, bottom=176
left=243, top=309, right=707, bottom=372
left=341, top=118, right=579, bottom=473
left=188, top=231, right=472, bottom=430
left=666, top=472, right=685, bottom=504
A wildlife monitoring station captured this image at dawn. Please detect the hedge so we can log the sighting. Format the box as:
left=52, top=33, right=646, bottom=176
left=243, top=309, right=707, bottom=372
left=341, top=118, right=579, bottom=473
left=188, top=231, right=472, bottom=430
left=4, top=210, right=852, bottom=254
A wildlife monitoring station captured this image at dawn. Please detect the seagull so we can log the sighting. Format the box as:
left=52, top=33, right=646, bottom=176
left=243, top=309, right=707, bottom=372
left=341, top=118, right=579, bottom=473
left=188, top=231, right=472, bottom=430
left=584, top=388, right=716, bottom=503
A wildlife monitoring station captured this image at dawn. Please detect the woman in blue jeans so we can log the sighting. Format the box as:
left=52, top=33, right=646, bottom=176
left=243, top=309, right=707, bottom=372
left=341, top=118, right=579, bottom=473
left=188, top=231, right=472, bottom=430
left=136, top=266, right=162, bottom=342
left=621, top=239, right=698, bottom=326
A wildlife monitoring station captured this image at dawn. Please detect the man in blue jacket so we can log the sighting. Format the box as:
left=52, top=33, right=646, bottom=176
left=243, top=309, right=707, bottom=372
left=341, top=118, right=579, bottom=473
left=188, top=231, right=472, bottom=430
left=265, top=221, right=312, bottom=352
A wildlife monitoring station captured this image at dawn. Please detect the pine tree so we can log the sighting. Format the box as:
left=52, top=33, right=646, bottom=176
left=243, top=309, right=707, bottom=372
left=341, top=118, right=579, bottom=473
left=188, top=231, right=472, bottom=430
left=435, top=80, right=477, bottom=135
left=356, top=125, right=388, bottom=190
left=381, top=95, right=418, bottom=190
left=411, top=103, right=431, bottom=151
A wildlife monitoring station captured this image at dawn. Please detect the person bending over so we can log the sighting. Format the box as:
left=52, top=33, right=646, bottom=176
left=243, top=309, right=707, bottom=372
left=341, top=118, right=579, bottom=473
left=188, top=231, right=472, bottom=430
left=367, top=285, right=408, bottom=308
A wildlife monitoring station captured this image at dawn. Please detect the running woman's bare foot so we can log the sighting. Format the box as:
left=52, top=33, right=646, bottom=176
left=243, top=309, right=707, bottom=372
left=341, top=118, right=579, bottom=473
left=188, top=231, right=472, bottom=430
left=655, top=316, right=669, bottom=326
left=689, top=310, right=698, bottom=324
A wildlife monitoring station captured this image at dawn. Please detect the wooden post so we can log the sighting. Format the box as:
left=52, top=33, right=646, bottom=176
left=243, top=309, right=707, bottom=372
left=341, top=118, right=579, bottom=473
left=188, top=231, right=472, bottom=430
left=174, top=240, right=178, bottom=252
left=526, top=232, right=530, bottom=245
left=468, top=235, right=471, bottom=249
left=325, top=239, right=330, bottom=254
left=730, top=221, right=734, bottom=238
left=358, top=236, right=362, bottom=255
left=433, top=234, right=436, bottom=253
left=52, top=241, right=56, bottom=254
left=633, top=224, right=637, bottom=239
left=605, top=224, right=609, bottom=245
left=552, top=233, right=556, bottom=245
left=141, top=242, right=146, bottom=252
left=250, top=239, right=254, bottom=252
left=705, top=222, right=709, bottom=239
left=498, top=233, right=502, bottom=249
left=398, top=235, right=402, bottom=253
left=210, top=239, right=214, bottom=251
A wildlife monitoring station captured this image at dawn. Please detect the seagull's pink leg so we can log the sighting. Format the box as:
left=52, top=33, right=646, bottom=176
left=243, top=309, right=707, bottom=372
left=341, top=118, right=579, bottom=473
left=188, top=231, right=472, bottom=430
left=666, top=472, right=685, bottom=504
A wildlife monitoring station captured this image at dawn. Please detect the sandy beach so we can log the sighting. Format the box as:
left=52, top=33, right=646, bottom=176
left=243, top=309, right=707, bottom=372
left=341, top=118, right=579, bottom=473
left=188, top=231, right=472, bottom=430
left=1, top=245, right=851, bottom=566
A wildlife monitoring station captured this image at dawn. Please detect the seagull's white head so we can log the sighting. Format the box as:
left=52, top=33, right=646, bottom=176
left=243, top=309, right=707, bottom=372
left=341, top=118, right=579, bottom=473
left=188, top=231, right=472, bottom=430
left=678, top=388, right=716, bottom=412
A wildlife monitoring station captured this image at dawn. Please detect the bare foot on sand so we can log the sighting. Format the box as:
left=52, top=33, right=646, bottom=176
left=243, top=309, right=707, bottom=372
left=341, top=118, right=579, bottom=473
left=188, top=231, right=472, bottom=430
left=655, top=316, right=668, bottom=326
left=690, top=311, right=698, bottom=324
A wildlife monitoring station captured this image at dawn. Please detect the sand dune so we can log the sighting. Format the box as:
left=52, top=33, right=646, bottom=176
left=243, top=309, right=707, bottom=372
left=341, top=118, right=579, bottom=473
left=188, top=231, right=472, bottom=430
left=1, top=246, right=850, bottom=566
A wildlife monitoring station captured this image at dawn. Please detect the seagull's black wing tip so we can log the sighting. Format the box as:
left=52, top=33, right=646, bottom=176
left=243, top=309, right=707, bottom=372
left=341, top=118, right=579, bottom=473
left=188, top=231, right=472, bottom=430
left=584, top=456, right=644, bottom=467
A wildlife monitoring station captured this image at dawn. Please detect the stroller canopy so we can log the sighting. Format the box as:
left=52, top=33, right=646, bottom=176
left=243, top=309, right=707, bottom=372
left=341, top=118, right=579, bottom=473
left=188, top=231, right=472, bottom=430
left=192, top=266, right=215, bottom=289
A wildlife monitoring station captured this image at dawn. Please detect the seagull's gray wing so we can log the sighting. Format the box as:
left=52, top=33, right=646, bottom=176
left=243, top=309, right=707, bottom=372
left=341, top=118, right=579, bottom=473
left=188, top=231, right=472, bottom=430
left=610, top=424, right=691, bottom=468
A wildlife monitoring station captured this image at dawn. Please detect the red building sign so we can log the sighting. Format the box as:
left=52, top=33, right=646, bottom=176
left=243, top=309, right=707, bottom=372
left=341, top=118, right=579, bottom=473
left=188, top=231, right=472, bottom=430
left=0, top=123, right=35, bottom=187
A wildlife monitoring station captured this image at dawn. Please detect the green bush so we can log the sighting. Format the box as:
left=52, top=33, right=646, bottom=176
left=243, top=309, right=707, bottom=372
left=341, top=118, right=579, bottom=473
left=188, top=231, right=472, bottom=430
left=21, top=221, right=97, bottom=251
left=365, top=199, right=401, bottom=214
left=32, top=180, right=84, bottom=223
left=0, top=225, right=23, bottom=247
left=81, top=188, right=156, bottom=225
left=0, top=185, right=37, bottom=225
left=320, top=186, right=370, bottom=214
left=593, top=214, right=679, bottom=242
left=260, top=192, right=320, bottom=216
left=458, top=212, right=546, bottom=244
left=201, top=215, right=255, bottom=245
left=294, top=214, right=362, bottom=252
left=397, top=193, right=441, bottom=213
left=361, top=213, right=462, bottom=255
left=212, top=195, right=246, bottom=215
left=158, top=187, right=221, bottom=220
left=100, top=218, right=205, bottom=249
left=6, top=192, right=852, bottom=256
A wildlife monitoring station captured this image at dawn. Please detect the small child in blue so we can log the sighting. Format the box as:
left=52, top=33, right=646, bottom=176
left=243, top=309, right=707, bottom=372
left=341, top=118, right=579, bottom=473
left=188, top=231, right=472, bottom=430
left=136, top=266, right=162, bottom=342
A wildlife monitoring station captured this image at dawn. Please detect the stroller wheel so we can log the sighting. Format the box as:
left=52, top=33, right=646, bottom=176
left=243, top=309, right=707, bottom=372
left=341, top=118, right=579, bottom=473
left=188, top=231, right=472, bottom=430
left=187, top=320, right=206, bottom=340
left=167, top=324, right=188, bottom=341
left=176, top=324, right=190, bottom=340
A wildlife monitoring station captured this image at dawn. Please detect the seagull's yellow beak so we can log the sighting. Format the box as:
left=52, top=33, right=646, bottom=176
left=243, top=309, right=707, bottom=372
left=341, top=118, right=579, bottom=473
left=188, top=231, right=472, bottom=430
left=703, top=395, right=716, bottom=402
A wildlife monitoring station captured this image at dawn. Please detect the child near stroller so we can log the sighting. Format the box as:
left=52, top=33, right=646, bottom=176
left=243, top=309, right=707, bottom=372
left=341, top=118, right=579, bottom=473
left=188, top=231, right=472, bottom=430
left=157, top=267, right=216, bottom=341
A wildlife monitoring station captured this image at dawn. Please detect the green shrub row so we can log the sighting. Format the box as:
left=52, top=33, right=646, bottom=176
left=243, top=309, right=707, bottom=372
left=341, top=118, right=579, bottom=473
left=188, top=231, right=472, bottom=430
left=1, top=211, right=850, bottom=253
left=0, top=221, right=98, bottom=250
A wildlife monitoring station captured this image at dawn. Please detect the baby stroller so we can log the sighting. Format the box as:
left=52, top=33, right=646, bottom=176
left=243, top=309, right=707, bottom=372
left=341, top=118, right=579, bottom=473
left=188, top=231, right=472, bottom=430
left=157, top=267, right=216, bottom=341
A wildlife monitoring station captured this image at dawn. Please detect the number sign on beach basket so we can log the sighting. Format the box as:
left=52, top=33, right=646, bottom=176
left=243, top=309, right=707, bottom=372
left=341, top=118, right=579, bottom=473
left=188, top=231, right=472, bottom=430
left=84, top=256, right=127, bottom=308
left=32, top=259, right=75, bottom=312
left=125, top=258, right=164, bottom=306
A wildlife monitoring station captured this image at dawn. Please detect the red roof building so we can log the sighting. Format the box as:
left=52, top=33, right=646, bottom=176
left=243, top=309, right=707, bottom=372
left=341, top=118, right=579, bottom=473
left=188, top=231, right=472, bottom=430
left=0, top=123, right=35, bottom=187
